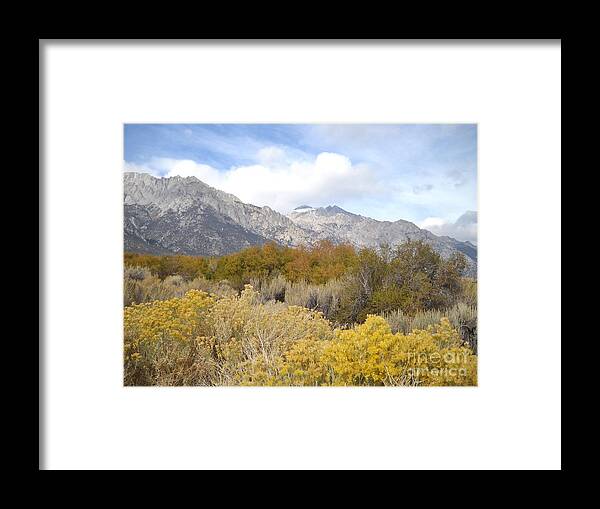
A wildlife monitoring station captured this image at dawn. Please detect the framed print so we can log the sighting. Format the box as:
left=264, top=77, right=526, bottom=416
left=41, top=40, right=561, bottom=470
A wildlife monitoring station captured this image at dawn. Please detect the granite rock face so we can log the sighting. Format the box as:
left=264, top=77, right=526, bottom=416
left=124, top=172, right=312, bottom=256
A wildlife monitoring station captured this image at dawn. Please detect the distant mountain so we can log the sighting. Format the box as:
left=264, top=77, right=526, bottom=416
left=124, top=172, right=477, bottom=275
left=288, top=205, right=477, bottom=273
left=124, top=172, right=313, bottom=256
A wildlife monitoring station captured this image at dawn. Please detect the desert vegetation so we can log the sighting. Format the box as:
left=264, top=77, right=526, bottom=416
left=124, top=240, right=477, bottom=386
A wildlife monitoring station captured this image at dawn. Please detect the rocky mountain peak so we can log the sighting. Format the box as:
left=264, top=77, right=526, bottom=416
left=124, top=172, right=477, bottom=276
left=323, top=205, right=351, bottom=215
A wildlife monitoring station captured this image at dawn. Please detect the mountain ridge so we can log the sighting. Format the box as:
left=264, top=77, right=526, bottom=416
left=124, top=172, right=477, bottom=275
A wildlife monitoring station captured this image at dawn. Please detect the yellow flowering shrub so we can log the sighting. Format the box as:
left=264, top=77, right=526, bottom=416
left=124, top=289, right=214, bottom=345
left=124, top=290, right=216, bottom=385
left=207, top=285, right=334, bottom=385
left=277, top=316, right=477, bottom=386
left=331, top=316, right=476, bottom=386
left=123, top=285, right=477, bottom=387
left=277, top=337, right=331, bottom=386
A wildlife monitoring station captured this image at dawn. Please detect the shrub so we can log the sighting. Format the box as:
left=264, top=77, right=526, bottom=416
left=277, top=316, right=477, bottom=386
left=212, top=243, right=291, bottom=289
left=251, top=273, right=288, bottom=302
left=283, top=240, right=358, bottom=284
left=125, top=265, right=152, bottom=281
left=382, top=303, right=477, bottom=352
left=248, top=275, right=346, bottom=321
left=283, top=278, right=345, bottom=320
left=124, top=253, right=211, bottom=280
left=124, top=267, right=236, bottom=306
left=123, top=274, right=478, bottom=386
left=461, top=278, right=478, bottom=307
left=124, top=289, right=216, bottom=385
left=334, top=241, right=471, bottom=322
left=207, top=285, right=334, bottom=385
left=125, top=240, right=474, bottom=323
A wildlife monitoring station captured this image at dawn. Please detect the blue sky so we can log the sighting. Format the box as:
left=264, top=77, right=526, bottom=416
left=124, top=124, right=477, bottom=242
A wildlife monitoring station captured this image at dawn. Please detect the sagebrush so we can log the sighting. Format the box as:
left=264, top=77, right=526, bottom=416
left=124, top=286, right=477, bottom=386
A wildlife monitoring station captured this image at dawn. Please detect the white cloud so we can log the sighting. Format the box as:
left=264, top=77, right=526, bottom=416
left=130, top=151, right=377, bottom=213
left=256, top=146, right=286, bottom=166
left=124, top=124, right=477, bottom=225
left=420, top=217, right=447, bottom=229
left=165, top=160, right=221, bottom=181
left=124, top=161, right=157, bottom=175
left=420, top=211, right=477, bottom=243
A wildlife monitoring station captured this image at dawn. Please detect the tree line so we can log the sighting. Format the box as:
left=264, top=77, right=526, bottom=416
left=125, top=240, right=475, bottom=322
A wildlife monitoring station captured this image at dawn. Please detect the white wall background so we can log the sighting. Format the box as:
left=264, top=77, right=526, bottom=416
left=41, top=41, right=561, bottom=470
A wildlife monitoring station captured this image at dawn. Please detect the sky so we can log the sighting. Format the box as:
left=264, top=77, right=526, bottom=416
left=124, top=124, right=477, bottom=243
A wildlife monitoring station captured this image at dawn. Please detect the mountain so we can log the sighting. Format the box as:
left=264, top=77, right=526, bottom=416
left=124, top=172, right=313, bottom=256
left=124, top=172, right=477, bottom=275
left=288, top=205, right=477, bottom=271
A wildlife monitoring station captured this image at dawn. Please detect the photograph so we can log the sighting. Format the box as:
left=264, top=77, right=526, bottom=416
left=123, top=123, right=478, bottom=386
left=41, top=39, right=561, bottom=470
